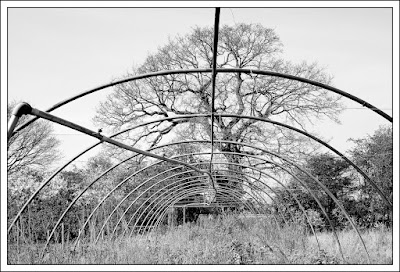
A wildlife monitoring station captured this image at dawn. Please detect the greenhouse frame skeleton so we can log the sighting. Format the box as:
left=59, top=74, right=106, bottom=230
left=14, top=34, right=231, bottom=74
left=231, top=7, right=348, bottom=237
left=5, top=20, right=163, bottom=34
left=7, top=8, right=392, bottom=264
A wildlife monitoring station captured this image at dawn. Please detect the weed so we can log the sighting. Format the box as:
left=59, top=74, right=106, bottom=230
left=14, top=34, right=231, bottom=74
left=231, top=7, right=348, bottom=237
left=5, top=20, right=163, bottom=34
left=7, top=214, right=392, bottom=265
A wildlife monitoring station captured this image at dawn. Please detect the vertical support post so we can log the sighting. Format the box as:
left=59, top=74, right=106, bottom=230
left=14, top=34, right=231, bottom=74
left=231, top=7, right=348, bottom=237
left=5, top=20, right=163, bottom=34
left=61, top=223, right=65, bottom=250
left=183, top=206, right=186, bottom=224
left=17, top=219, right=20, bottom=255
left=172, top=207, right=176, bottom=227
left=167, top=207, right=171, bottom=228
left=67, top=228, right=70, bottom=246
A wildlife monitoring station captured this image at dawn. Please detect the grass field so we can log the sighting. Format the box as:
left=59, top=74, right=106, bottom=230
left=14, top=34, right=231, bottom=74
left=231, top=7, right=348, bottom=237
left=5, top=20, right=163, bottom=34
left=7, top=214, right=392, bottom=265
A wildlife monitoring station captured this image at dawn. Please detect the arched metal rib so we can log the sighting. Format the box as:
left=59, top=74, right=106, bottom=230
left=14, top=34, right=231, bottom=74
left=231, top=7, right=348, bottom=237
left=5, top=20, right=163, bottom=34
left=119, top=174, right=282, bottom=240
left=140, top=185, right=261, bottom=235
left=8, top=111, right=390, bottom=238
left=11, top=67, right=391, bottom=137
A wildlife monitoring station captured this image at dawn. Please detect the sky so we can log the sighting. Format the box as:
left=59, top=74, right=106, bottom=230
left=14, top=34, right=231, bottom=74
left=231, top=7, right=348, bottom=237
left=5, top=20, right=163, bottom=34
left=4, top=6, right=396, bottom=166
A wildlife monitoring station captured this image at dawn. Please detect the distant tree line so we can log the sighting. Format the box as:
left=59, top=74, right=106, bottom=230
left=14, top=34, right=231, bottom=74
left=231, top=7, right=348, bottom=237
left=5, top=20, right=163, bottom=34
left=271, top=125, right=392, bottom=231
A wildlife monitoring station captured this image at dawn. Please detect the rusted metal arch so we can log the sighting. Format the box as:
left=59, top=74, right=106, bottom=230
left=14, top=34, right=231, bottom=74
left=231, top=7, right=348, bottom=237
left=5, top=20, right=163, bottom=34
left=94, top=175, right=210, bottom=243
left=69, top=139, right=373, bottom=264
left=7, top=107, right=390, bottom=236
left=106, top=171, right=267, bottom=240
left=8, top=111, right=376, bottom=263
left=83, top=152, right=294, bottom=244
left=99, top=160, right=292, bottom=240
left=207, top=115, right=390, bottom=207
left=43, top=155, right=211, bottom=254
left=7, top=114, right=200, bottom=235
left=62, top=136, right=346, bottom=255
left=93, top=171, right=209, bottom=242
left=136, top=188, right=258, bottom=236
left=147, top=187, right=259, bottom=236
left=73, top=160, right=214, bottom=248
left=118, top=158, right=323, bottom=250
left=135, top=182, right=261, bottom=235
left=149, top=187, right=291, bottom=264
left=113, top=167, right=295, bottom=239
left=133, top=177, right=285, bottom=239
left=21, top=135, right=366, bottom=262
left=118, top=162, right=311, bottom=238
left=193, top=163, right=322, bottom=250
left=139, top=149, right=365, bottom=263
left=94, top=153, right=322, bottom=252
left=40, top=156, right=175, bottom=253
left=152, top=188, right=257, bottom=230
left=69, top=143, right=297, bottom=248
left=6, top=6, right=388, bottom=264
left=142, top=187, right=260, bottom=237
left=7, top=102, right=32, bottom=139
left=94, top=166, right=285, bottom=243
left=194, top=150, right=371, bottom=263
left=28, top=108, right=213, bottom=180
left=9, top=66, right=391, bottom=138
left=138, top=184, right=261, bottom=235
left=119, top=173, right=284, bottom=239
left=39, top=112, right=400, bottom=210
left=10, top=126, right=368, bottom=264
left=9, top=114, right=266, bottom=249
left=102, top=180, right=201, bottom=240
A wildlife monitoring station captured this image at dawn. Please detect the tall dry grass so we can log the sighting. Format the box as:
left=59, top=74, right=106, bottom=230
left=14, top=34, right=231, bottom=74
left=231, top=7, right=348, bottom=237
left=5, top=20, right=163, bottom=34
left=7, top=214, right=392, bottom=265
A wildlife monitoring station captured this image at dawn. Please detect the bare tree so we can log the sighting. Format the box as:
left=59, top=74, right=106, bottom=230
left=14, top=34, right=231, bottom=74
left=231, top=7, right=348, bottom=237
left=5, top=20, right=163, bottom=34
left=95, top=24, right=342, bottom=169
left=7, top=101, right=60, bottom=177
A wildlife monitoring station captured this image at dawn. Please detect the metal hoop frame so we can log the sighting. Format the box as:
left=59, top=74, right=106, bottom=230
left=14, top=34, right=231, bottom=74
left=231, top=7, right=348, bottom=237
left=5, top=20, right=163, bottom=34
left=7, top=50, right=391, bottom=265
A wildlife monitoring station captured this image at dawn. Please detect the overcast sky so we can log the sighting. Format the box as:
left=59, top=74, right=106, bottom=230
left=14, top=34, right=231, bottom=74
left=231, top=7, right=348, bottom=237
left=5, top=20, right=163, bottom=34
left=4, top=6, right=396, bottom=166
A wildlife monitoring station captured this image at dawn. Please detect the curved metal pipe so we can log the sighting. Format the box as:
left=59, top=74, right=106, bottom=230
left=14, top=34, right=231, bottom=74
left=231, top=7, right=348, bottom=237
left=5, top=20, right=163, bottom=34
left=135, top=183, right=259, bottom=235
left=7, top=102, right=32, bottom=140
left=105, top=169, right=280, bottom=241
left=151, top=188, right=257, bottom=231
left=86, top=147, right=360, bottom=262
left=7, top=143, right=103, bottom=234
left=152, top=187, right=291, bottom=264
left=115, top=169, right=288, bottom=239
left=9, top=111, right=390, bottom=236
left=139, top=150, right=350, bottom=262
left=121, top=174, right=261, bottom=238
left=75, top=151, right=319, bottom=246
left=31, top=142, right=362, bottom=264
left=65, top=145, right=337, bottom=253
left=12, top=67, right=391, bottom=137
left=149, top=188, right=259, bottom=235
left=29, top=107, right=213, bottom=181
left=148, top=187, right=290, bottom=264
left=140, top=185, right=262, bottom=236
left=108, top=167, right=279, bottom=233
left=126, top=175, right=277, bottom=239
left=207, top=151, right=369, bottom=263
left=74, top=162, right=208, bottom=248
left=119, top=161, right=320, bottom=249
left=14, top=125, right=369, bottom=262
left=69, top=162, right=203, bottom=250
left=102, top=175, right=208, bottom=242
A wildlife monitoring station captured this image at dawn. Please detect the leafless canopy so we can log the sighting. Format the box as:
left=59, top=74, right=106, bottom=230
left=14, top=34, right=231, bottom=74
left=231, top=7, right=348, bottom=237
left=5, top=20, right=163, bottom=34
left=95, top=24, right=342, bottom=164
